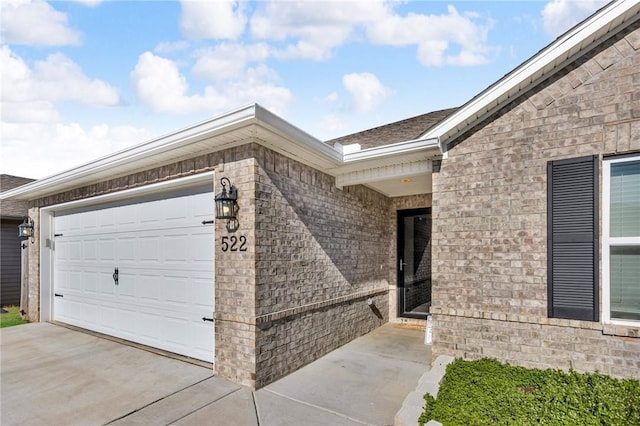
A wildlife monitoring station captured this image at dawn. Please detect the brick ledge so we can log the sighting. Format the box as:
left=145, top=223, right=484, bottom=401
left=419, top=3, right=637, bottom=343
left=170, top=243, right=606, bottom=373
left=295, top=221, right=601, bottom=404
left=432, top=310, right=640, bottom=338
left=255, top=286, right=389, bottom=326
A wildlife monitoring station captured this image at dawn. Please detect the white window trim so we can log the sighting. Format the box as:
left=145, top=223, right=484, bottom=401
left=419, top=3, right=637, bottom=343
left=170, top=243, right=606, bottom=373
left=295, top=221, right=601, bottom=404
left=602, top=155, right=640, bottom=326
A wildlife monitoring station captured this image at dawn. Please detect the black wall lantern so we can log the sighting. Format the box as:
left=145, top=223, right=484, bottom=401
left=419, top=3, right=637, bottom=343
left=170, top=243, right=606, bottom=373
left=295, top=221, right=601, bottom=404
left=215, top=177, right=239, bottom=231
left=18, top=216, right=35, bottom=243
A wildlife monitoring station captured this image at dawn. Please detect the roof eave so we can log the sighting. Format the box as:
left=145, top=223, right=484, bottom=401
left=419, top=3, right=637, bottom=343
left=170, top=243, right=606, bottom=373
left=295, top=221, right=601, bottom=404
left=0, top=104, right=344, bottom=201
left=421, top=0, right=640, bottom=146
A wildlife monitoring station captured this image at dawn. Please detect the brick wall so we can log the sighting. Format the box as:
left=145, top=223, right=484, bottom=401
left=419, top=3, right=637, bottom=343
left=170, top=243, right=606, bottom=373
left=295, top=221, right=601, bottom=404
left=431, top=22, right=640, bottom=378
left=252, top=145, right=390, bottom=387
left=213, top=153, right=259, bottom=387
left=25, top=142, right=395, bottom=388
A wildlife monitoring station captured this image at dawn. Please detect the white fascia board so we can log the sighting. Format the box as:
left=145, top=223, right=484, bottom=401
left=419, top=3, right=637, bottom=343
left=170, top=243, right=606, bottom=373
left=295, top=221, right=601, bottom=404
left=255, top=106, right=343, bottom=164
left=421, top=0, right=640, bottom=147
left=342, top=137, right=440, bottom=163
left=0, top=104, right=343, bottom=201
left=0, top=103, right=442, bottom=201
left=0, top=104, right=260, bottom=201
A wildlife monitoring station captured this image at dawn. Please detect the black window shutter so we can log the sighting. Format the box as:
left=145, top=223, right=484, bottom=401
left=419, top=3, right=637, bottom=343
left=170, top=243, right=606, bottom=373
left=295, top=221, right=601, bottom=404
left=547, top=155, right=599, bottom=321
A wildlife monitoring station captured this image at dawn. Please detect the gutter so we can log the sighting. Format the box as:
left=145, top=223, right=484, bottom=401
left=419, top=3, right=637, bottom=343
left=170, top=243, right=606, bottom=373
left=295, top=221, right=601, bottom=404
left=341, top=136, right=440, bottom=163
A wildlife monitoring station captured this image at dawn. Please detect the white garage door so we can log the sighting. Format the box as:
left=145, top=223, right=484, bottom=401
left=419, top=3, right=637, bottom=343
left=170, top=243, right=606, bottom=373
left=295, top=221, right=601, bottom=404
left=52, top=184, right=215, bottom=362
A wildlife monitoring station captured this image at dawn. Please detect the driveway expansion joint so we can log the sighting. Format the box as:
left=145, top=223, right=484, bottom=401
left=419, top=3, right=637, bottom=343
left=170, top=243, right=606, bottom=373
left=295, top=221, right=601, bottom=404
left=262, top=388, right=371, bottom=425
left=103, top=376, right=217, bottom=425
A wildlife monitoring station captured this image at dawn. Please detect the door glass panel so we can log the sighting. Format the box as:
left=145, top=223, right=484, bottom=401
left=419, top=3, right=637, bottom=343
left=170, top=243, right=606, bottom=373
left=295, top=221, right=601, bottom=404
left=399, top=210, right=431, bottom=317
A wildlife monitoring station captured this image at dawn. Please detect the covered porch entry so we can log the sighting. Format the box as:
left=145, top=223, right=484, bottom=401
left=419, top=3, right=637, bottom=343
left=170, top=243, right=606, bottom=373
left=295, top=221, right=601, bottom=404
left=332, top=141, right=435, bottom=322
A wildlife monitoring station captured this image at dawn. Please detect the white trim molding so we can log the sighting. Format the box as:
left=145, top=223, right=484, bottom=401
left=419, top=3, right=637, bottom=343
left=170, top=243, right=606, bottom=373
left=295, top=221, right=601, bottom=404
left=602, top=155, right=640, bottom=326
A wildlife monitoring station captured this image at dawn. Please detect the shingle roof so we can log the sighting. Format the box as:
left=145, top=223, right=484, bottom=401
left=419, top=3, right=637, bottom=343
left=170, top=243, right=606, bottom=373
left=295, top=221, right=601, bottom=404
left=0, top=174, right=35, bottom=218
left=326, top=107, right=458, bottom=150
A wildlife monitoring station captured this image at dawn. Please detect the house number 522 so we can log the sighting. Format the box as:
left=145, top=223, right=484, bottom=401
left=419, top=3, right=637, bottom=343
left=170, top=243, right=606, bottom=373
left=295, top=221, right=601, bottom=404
left=221, top=235, right=248, bottom=252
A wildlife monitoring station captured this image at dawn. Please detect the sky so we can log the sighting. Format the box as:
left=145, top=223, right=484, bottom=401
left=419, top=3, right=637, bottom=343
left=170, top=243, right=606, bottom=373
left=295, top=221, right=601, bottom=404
left=0, top=0, right=610, bottom=180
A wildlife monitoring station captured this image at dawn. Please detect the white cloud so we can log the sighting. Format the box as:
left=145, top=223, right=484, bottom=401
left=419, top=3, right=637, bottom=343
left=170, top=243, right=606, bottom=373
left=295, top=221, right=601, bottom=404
left=319, top=114, right=347, bottom=134
left=541, top=0, right=608, bottom=38
left=1, top=46, right=32, bottom=103
left=324, top=92, right=338, bottom=103
left=0, top=121, right=154, bottom=179
left=154, top=41, right=190, bottom=54
left=70, top=0, right=104, bottom=6
left=1, top=101, right=61, bottom=123
left=180, top=0, right=247, bottom=40
left=367, top=5, right=493, bottom=66
left=131, top=51, right=292, bottom=115
left=33, top=53, right=120, bottom=106
left=0, top=46, right=136, bottom=178
left=342, top=72, right=392, bottom=113
left=249, top=1, right=493, bottom=66
left=0, top=0, right=81, bottom=46
left=192, top=43, right=271, bottom=81
left=251, top=1, right=389, bottom=60
left=1, top=46, right=119, bottom=107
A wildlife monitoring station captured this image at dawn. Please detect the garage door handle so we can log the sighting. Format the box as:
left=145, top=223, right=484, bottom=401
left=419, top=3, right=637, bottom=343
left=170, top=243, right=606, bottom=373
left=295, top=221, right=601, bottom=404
left=54, top=293, right=64, bottom=298
left=202, top=317, right=214, bottom=322
left=113, top=268, right=119, bottom=285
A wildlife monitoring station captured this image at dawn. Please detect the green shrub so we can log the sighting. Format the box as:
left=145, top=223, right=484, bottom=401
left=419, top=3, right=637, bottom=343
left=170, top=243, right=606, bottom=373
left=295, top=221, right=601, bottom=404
left=419, top=358, right=640, bottom=426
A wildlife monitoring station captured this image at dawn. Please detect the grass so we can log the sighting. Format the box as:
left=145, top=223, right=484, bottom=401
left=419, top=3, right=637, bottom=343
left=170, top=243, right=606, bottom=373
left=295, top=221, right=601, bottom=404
left=419, top=358, right=640, bottom=426
left=0, top=306, right=28, bottom=328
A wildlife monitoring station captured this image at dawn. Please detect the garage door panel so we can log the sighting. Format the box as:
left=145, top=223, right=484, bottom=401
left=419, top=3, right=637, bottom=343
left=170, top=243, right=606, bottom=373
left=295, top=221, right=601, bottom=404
left=84, top=271, right=99, bottom=293
left=99, top=239, right=116, bottom=261
left=80, top=301, right=99, bottom=327
left=84, top=239, right=98, bottom=260
left=117, top=274, right=137, bottom=301
left=136, top=312, right=161, bottom=342
left=137, top=275, right=161, bottom=302
left=192, top=233, right=214, bottom=263
left=117, top=237, right=136, bottom=261
left=99, top=304, right=117, bottom=333
left=162, top=235, right=190, bottom=264
left=191, top=277, right=215, bottom=309
left=69, top=241, right=82, bottom=261
left=99, top=272, right=117, bottom=296
left=138, top=237, right=159, bottom=263
left=164, top=276, right=189, bottom=306
left=53, top=184, right=214, bottom=363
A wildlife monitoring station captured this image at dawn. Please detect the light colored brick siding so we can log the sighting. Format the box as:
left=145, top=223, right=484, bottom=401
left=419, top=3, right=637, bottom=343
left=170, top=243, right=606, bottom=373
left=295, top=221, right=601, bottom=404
left=27, top=143, right=394, bottom=388
left=252, top=145, right=390, bottom=387
left=431, top=22, right=640, bottom=378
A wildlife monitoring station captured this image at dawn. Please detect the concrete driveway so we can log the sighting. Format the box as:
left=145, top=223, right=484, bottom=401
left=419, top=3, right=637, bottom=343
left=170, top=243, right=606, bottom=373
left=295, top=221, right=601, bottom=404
left=1, top=322, right=430, bottom=426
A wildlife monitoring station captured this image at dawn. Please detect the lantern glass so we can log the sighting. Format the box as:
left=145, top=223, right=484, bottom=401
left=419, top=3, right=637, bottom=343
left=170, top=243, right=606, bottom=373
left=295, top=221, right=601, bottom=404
left=18, top=217, right=34, bottom=238
left=215, top=177, right=237, bottom=221
left=216, top=198, right=235, bottom=220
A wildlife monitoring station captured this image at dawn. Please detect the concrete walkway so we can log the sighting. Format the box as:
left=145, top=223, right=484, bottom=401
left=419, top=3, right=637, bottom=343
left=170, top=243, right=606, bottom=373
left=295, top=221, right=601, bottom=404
left=1, top=322, right=430, bottom=426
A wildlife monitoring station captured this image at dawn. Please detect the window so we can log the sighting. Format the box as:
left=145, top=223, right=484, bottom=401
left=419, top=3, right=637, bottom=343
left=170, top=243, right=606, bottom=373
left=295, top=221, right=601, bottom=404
left=603, top=155, right=640, bottom=323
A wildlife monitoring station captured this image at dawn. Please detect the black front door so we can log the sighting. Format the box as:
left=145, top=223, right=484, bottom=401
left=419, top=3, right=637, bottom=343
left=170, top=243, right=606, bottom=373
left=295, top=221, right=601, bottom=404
left=397, top=208, right=431, bottom=318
